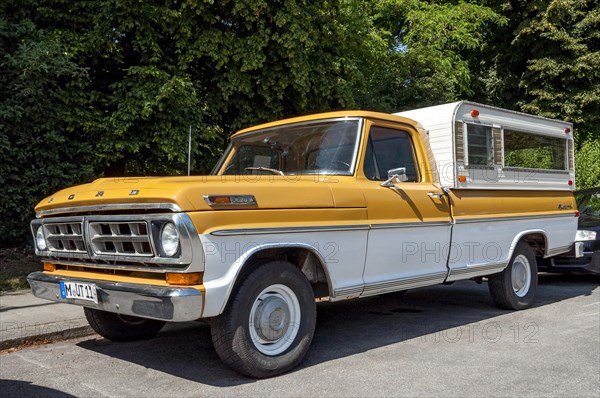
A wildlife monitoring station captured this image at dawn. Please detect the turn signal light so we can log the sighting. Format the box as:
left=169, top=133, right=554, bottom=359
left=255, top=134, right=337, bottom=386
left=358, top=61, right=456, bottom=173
left=165, top=272, right=203, bottom=285
left=43, top=263, right=56, bottom=272
left=212, top=196, right=231, bottom=204
left=204, top=194, right=257, bottom=207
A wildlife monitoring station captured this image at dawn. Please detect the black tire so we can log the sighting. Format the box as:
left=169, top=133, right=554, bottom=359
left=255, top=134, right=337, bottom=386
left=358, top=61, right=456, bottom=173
left=84, top=308, right=166, bottom=342
left=211, top=260, right=316, bottom=378
left=488, top=241, right=538, bottom=310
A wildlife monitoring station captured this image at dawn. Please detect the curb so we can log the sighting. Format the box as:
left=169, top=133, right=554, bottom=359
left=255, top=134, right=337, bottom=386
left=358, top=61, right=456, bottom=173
left=0, top=325, right=95, bottom=351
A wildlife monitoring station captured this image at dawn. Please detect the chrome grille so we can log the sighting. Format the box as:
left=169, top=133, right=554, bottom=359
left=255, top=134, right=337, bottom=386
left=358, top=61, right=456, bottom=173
left=32, top=212, right=197, bottom=269
left=44, top=222, right=85, bottom=253
left=89, top=221, right=153, bottom=256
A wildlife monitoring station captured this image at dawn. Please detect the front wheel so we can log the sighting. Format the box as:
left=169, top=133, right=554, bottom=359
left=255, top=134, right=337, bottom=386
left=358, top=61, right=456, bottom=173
left=211, top=261, right=316, bottom=378
left=488, top=241, right=538, bottom=310
left=84, top=308, right=166, bottom=342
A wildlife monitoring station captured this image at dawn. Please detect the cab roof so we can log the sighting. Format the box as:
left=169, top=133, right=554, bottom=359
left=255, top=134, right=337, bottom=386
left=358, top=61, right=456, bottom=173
left=230, top=110, right=418, bottom=138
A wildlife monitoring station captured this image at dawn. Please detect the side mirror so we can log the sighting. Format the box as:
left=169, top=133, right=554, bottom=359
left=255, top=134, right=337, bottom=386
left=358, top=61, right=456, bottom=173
left=380, top=167, right=408, bottom=187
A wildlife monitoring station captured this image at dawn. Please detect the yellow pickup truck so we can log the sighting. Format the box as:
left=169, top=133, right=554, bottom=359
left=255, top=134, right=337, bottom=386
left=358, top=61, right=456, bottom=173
left=28, top=101, right=579, bottom=377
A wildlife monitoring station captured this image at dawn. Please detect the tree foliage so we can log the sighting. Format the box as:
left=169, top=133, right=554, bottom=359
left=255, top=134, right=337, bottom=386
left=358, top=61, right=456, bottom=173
left=575, top=137, right=600, bottom=189
left=515, top=0, right=600, bottom=138
left=1, top=0, right=599, bottom=246
left=363, top=0, right=506, bottom=110
left=0, top=6, right=96, bottom=245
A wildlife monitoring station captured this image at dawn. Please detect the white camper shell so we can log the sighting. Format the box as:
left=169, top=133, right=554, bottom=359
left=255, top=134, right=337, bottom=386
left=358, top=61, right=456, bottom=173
left=395, top=101, right=575, bottom=191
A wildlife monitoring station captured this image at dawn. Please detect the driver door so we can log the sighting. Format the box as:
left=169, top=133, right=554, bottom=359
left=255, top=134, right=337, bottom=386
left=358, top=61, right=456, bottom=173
left=359, top=122, right=452, bottom=296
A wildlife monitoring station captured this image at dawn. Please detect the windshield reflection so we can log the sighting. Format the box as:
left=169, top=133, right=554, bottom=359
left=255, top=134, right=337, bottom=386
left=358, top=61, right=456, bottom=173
left=219, top=118, right=362, bottom=176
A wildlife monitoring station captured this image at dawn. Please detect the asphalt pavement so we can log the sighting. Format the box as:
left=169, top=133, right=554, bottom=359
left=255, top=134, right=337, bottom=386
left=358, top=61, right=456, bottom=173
left=0, top=289, right=92, bottom=350
left=0, top=274, right=598, bottom=397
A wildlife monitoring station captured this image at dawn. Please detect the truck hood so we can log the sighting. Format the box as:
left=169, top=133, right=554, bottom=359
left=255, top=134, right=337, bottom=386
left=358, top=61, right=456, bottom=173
left=35, top=175, right=365, bottom=215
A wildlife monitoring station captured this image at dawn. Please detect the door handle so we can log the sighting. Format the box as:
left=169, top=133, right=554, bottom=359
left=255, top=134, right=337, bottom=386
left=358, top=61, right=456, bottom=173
left=427, top=192, right=445, bottom=199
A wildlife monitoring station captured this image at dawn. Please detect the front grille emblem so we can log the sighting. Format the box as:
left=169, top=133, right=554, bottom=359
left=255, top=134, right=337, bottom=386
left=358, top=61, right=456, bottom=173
left=129, top=190, right=140, bottom=196
left=68, top=194, right=75, bottom=200
left=47, top=198, right=54, bottom=203
left=95, top=191, right=104, bottom=197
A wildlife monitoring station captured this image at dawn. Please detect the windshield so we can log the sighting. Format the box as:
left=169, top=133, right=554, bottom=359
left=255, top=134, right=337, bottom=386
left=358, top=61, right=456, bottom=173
left=218, top=118, right=362, bottom=176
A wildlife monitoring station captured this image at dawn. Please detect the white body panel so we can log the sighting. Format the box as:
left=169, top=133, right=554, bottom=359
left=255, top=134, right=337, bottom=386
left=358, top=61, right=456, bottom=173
left=362, top=224, right=451, bottom=296
left=199, top=211, right=577, bottom=316
left=446, top=214, right=578, bottom=281
left=200, top=229, right=368, bottom=317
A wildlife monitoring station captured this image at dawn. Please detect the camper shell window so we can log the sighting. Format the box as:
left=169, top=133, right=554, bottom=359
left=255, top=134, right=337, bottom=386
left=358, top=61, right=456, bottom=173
left=465, top=123, right=493, bottom=167
left=503, top=129, right=567, bottom=171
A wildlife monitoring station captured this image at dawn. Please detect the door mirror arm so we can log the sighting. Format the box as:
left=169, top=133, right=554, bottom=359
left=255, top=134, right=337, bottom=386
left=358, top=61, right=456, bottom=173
left=380, top=167, right=408, bottom=187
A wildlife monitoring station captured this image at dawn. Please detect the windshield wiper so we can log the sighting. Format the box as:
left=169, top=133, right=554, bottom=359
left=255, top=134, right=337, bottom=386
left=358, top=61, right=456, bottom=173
left=245, top=167, right=285, bottom=176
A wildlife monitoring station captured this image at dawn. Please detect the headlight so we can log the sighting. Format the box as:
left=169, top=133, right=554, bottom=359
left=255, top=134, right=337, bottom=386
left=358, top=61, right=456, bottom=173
left=575, top=230, right=597, bottom=241
left=35, top=226, right=47, bottom=251
left=160, top=222, right=180, bottom=257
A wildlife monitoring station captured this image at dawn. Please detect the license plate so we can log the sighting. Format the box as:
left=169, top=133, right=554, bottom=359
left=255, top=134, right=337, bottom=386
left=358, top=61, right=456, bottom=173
left=59, top=281, right=98, bottom=304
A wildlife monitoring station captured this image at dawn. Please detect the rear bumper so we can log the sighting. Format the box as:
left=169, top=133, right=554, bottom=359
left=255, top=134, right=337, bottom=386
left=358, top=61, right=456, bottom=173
left=27, top=272, right=204, bottom=322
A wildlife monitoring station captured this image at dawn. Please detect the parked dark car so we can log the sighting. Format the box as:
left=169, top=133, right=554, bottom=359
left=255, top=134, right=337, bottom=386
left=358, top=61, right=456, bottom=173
left=541, top=187, right=600, bottom=274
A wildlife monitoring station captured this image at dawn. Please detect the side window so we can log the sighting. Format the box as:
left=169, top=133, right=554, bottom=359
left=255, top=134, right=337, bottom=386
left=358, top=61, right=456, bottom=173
left=364, top=126, right=418, bottom=182
left=465, top=123, right=493, bottom=166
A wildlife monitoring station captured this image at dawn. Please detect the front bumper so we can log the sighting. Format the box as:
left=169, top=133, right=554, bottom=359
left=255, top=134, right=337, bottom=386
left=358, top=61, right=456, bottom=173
left=27, top=272, right=204, bottom=322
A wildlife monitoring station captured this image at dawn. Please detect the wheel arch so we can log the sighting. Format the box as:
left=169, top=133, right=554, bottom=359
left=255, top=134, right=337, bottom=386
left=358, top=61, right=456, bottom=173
left=219, top=243, right=333, bottom=314
left=509, top=230, right=548, bottom=260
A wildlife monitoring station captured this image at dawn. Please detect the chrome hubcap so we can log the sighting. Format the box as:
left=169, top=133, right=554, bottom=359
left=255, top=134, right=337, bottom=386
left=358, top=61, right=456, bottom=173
left=511, top=254, right=531, bottom=297
left=253, top=295, right=290, bottom=342
left=249, top=284, right=300, bottom=356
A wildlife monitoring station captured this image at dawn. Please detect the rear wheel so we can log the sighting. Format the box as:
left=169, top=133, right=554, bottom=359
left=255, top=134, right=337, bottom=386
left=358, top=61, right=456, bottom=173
left=488, top=242, right=537, bottom=310
left=84, top=308, right=166, bottom=342
left=211, top=261, right=316, bottom=378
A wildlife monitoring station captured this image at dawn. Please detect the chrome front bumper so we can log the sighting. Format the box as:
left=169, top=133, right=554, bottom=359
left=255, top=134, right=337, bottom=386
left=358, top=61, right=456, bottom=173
left=27, top=272, right=204, bottom=322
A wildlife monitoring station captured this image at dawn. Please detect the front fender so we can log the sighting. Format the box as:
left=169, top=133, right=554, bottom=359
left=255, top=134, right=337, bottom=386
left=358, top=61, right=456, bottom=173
left=199, top=236, right=332, bottom=317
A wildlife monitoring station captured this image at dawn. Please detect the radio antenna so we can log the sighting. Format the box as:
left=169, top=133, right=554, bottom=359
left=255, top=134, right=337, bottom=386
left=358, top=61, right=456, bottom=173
left=187, top=125, right=192, bottom=176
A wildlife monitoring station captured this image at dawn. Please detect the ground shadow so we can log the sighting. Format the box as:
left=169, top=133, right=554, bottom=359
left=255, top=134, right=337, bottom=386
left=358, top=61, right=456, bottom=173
left=1, top=379, right=76, bottom=398
left=77, top=275, right=598, bottom=386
